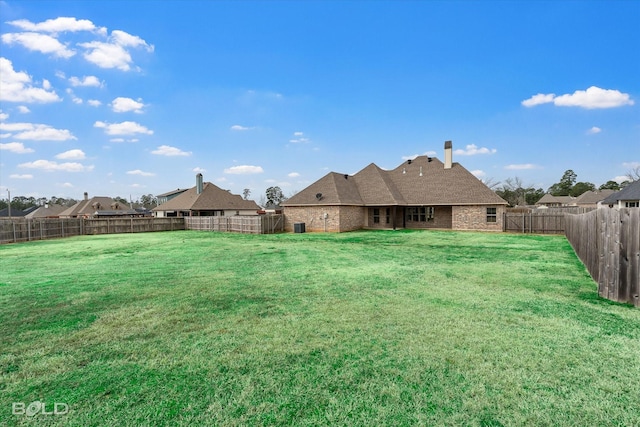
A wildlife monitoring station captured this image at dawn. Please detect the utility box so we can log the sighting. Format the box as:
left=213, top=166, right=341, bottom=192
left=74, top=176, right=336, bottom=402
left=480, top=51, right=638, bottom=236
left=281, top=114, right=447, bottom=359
left=294, top=223, right=306, bottom=233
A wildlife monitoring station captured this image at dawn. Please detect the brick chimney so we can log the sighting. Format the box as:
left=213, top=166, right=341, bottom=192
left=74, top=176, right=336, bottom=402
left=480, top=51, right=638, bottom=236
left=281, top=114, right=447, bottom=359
left=444, top=141, right=452, bottom=169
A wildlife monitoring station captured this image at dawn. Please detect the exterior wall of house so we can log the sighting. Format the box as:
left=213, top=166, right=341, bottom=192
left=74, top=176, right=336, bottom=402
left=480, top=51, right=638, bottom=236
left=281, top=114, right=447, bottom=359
left=284, top=206, right=364, bottom=232
left=404, top=206, right=453, bottom=229
left=451, top=205, right=505, bottom=231
left=365, top=206, right=453, bottom=229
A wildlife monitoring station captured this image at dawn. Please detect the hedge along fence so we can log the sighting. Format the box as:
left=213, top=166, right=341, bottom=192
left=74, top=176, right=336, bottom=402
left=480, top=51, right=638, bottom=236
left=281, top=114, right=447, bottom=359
left=0, top=217, right=185, bottom=244
left=184, top=215, right=284, bottom=234
left=565, top=208, right=640, bottom=307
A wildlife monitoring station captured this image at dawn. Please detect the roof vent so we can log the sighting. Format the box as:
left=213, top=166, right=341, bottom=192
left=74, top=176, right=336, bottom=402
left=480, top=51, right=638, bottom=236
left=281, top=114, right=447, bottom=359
left=344, top=174, right=349, bottom=179
left=427, top=157, right=432, bottom=162
left=316, top=193, right=323, bottom=200
left=408, top=159, right=412, bottom=165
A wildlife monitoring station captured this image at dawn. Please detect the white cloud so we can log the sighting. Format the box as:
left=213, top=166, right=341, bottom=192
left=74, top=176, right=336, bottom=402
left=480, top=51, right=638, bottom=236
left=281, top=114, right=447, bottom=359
left=614, top=175, right=629, bottom=183
left=1, top=32, right=75, bottom=58
left=0, top=110, right=8, bottom=120
left=151, top=145, right=191, bottom=156
left=55, top=149, right=85, bottom=160
left=623, top=161, right=640, bottom=168
left=193, top=167, right=206, bottom=173
left=127, top=169, right=155, bottom=177
left=69, top=75, right=102, bottom=87
left=470, top=170, right=486, bottom=178
left=17, top=106, right=30, bottom=113
left=288, top=172, right=300, bottom=178
left=7, top=17, right=99, bottom=33
left=0, top=122, right=76, bottom=141
left=289, top=131, right=310, bottom=144
left=587, top=126, right=602, bottom=135
left=0, top=57, right=61, bottom=103
left=10, top=174, right=33, bottom=179
left=224, top=165, right=264, bottom=174
left=521, top=93, right=556, bottom=107
left=0, top=142, right=34, bottom=153
left=505, top=164, right=539, bottom=170
left=453, top=144, right=497, bottom=156
left=111, top=97, right=145, bottom=113
left=61, top=182, right=74, bottom=188
left=79, top=30, right=153, bottom=72
left=522, top=86, right=634, bottom=109
left=94, top=120, right=152, bottom=135
left=18, top=159, right=93, bottom=172
left=230, top=125, right=251, bottom=131
left=88, top=99, right=102, bottom=107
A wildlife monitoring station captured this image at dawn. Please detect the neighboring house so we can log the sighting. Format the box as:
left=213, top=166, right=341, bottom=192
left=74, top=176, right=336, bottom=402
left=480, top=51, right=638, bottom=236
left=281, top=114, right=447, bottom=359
left=282, top=141, right=508, bottom=232
left=574, top=190, right=616, bottom=208
left=59, top=193, right=138, bottom=218
left=152, top=174, right=261, bottom=217
left=156, top=188, right=189, bottom=205
left=0, top=207, right=31, bottom=217
left=602, top=180, right=640, bottom=208
left=24, top=204, right=68, bottom=219
left=535, top=194, right=576, bottom=207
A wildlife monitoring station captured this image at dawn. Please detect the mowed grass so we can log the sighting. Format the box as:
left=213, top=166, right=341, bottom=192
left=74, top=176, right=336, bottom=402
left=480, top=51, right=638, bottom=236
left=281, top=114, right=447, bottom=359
left=1, top=230, right=639, bottom=426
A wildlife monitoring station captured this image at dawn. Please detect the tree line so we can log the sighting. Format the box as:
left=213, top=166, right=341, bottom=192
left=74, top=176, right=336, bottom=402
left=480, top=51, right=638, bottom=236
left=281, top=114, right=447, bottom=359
left=492, top=166, right=639, bottom=207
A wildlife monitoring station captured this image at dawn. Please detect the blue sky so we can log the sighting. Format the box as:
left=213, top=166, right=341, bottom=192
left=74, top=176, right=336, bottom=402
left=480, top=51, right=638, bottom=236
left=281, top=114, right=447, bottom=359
left=0, top=0, right=638, bottom=203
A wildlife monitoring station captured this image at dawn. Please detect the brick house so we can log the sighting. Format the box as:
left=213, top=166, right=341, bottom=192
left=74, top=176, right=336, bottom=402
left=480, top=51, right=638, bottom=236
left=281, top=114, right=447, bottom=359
left=282, top=141, right=508, bottom=232
left=153, top=174, right=261, bottom=217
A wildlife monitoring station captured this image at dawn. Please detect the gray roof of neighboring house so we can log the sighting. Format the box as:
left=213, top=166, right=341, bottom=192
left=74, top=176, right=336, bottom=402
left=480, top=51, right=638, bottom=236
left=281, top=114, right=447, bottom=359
left=24, top=204, right=68, bottom=218
left=156, top=188, right=188, bottom=198
left=283, top=155, right=507, bottom=207
left=575, top=190, right=616, bottom=205
left=59, top=197, right=130, bottom=217
left=602, top=180, right=640, bottom=204
left=152, top=182, right=261, bottom=212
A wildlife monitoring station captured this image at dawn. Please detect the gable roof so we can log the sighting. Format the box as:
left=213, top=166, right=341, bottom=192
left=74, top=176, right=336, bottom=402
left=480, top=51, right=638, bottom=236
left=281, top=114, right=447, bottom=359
left=575, top=189, right=616, bottom=205
left=602, top=180, right=640, bottom=204
left=156, top=188, right=188, bottom=198
left=59, top=197, right=129, bottom=217
left=24, top=204, right=68, bottom=218
left=284, top=155, right=507, bottom=207
left=152, top=182, right=261, bottom=211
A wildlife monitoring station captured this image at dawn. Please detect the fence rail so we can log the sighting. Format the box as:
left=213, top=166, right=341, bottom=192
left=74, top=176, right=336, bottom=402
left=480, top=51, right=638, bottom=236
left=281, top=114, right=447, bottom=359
left=503, top=212, right=566, bottom=234
left=184, top=215, right=284, bottom=234
left=0, top=217, right=185, bottom=244
left=565, top=208, right=639, bottom=307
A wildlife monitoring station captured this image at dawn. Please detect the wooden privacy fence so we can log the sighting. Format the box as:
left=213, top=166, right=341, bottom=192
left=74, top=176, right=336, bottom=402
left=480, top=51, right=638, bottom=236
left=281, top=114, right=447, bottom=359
left=503, top=212, right=566, bottom=234
left=565, top=208, right=639, bottom=307
left=185, top=215, right=284, bottom=234
left=0, top=217, right=185, bottom=244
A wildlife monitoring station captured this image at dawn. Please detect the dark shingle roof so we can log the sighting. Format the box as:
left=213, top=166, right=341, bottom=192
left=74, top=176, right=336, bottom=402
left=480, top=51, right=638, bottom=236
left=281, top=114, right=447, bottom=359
left=152, top=182, right=261, bottom=211
left=602, top=180, right=640, bottom=204
left=284, top=155, right=507, bottom=207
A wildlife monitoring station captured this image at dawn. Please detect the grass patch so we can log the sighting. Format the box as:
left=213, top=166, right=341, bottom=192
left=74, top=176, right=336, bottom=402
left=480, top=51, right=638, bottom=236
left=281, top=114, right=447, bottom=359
left=1, top=230, right=639, bottom=426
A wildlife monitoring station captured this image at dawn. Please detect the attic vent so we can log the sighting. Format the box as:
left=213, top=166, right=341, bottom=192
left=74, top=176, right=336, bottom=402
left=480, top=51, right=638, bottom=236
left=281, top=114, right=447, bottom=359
left=427, top=157, right=432, bottom=162
left=408, top=159, right=412, bottom=165
left=316, top=193, right=323, bottom=200
left=344, top=174, right=349, bottom=179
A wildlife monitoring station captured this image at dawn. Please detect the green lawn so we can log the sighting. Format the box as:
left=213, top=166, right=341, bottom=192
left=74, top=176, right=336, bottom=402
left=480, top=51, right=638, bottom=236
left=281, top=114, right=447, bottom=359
left=1, top=230, right=639, bottom=426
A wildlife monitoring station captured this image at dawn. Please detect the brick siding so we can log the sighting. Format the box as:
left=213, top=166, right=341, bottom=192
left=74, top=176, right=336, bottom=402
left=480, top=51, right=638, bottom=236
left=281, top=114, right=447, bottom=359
left=451, top=205, right=504, bottom=231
